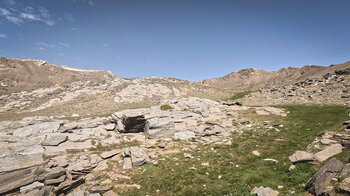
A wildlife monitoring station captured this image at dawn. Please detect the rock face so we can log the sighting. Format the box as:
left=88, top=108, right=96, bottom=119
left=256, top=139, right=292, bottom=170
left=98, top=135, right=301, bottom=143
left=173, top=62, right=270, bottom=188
left=305, top=158, right=344, bottom=196
left=288, top=151, right=315, bottom=163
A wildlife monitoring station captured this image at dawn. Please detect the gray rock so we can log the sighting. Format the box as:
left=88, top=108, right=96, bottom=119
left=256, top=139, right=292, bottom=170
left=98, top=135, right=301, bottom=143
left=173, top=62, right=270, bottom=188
left=288, top=151, right=315, bottom=163
left=42, top=133, right=68, bottom=146
left=306, top=158, right=344, bottom=196
left=100, top=149, right=120, bottom=159
left=339, top=165, right=350, bottom=181
left=252, top=186, right=279, bottom=196
left=20, top=181, right=44, bottom=194
left=127, top=146, right=150, bottom=166
left=38, top=167, right=66, bottom=181
left=174, top=131, right=195, bottom=140
left=314, top=144, right=343, bottom=162
left=105, top=123, right=116, bottom=131
left=54, top=177, right=85, bottom=195
left=123, top=157, right=132, bottom=170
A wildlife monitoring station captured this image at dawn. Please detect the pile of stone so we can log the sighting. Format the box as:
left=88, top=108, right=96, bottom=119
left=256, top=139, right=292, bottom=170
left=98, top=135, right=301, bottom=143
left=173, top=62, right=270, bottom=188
left=288, top=118, right=350, bottom=195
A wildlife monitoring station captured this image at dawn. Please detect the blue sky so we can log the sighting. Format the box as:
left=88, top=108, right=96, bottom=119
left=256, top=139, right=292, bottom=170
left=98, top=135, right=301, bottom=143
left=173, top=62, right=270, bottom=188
left=0, top=0, right=350, bottom=81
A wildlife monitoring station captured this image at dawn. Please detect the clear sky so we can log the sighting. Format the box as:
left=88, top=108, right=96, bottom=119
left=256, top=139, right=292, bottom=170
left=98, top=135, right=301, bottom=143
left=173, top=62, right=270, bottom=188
left=1, top=0, right=350, bottom=81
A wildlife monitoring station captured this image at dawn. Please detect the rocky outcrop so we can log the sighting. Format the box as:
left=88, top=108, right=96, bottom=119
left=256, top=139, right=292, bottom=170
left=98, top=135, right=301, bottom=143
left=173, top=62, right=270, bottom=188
left=305, top=158, right=344, bottom=196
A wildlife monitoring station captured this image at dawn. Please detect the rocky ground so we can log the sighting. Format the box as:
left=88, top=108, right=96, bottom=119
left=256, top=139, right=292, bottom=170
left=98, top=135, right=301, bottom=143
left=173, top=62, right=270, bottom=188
left=1, top=57, right=350, bottom=196
left=240, top=68, right=350, bottom=106
left=0, top=97, right=289, bottom=195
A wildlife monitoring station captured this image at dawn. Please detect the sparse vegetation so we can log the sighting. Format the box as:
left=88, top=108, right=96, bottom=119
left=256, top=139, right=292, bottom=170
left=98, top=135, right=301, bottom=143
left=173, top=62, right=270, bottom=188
left=160, top=104, right=173, bottom=110
left=225, top=91, right=252, bottom=101
left=36, top=167, right=46, bottom=176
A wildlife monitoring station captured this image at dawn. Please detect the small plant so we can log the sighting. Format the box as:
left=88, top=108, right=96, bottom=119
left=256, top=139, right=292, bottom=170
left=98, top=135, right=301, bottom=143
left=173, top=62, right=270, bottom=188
left=289, top=163, right=316, bottom=184
left=160, top=104, right=172, bottom=110
left=36, top=167, right=46, bottom=176
left=225, top=91, right=252, bottom=101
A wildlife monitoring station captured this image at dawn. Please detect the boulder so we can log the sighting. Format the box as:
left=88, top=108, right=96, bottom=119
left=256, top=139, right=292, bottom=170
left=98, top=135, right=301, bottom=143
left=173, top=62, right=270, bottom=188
left=123, top=147, right=150, bottom=166
left=104, top=123, right=116, bottom=131
left=288, top=151, right=315, bottom=163
left=314, top=144, right=343, bottom=162
left=42, top=133, right=68, bottom=146
left=174, top=131, right=195, bottom=140
left=305, top=158, right=344, bottom=196
left=100, top=149, right=121, bottom=159
left=251, top=186, right=279, bottom=196
left=123, top=157, right=132, bottom=170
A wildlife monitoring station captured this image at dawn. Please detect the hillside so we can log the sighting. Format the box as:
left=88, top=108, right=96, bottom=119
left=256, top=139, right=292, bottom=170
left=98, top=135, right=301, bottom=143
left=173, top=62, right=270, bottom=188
left=199, top=61, right=350, bottom=91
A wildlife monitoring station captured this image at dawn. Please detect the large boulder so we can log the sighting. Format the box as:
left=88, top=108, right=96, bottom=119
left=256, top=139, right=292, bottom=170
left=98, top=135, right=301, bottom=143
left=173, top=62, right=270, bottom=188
left=305, top=158, right=344, bottom=196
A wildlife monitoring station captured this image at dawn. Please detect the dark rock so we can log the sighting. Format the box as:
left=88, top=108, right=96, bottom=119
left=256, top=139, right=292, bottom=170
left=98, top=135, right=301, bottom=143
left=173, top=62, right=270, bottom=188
left=88, top=185, right=110, bottom=194
left=121, top=115, right=147, bottom=133
left=54, top=177, right=85, bottom=195
left=339, top=165, right=350, bottom=182
left=305, top=158, right=344, bottom=196
left=335, top=68, right=350, bottom=75
left=342, top=140, right=350, bottom=150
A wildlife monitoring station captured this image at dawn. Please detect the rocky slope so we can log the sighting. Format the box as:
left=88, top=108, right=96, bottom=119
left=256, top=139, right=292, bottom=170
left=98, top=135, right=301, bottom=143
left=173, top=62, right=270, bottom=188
left=200, top=61, right=350, bottom=91
left=0, top=57, right=231, bottom=121
left=240, top=65, right=350, bottom=105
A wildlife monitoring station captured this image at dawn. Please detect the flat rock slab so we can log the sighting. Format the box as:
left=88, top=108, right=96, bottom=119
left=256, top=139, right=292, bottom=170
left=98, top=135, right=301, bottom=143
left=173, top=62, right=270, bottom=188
left=174, top=131, right=195, bottom=140
left=100, top=149, right=120, bottom=159
left=42, top=133, right=68, bottom=146
left=314, top=144, right=343, bottom=162
left=252, top=186, right=279, bottom=196
left=306, top=157, right=344, bottom=196
left=0, top=166, right=37, bottom=194
left=20, top=181, right=44, bottom=194
left=289, top=151, right=315, bottom=163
